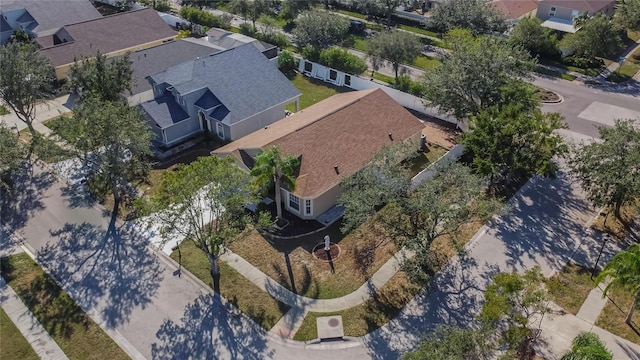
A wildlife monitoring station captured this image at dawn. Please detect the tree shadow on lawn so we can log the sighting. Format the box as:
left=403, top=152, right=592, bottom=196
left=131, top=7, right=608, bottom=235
left=36, top=214, right=163, bottom=329
left=152, top=293, right=275, bottom=360
left=1, top=162, right=55, bottom=230
left=362, top=254, right=501, bottom=359
left=492, top=172, right=596, bottom=275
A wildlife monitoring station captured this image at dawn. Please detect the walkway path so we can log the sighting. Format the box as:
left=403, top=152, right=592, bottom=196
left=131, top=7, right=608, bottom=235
left=598, top=39, right=640, bottom=80
left=0, top=273, right=69, bottom=360
left=576, top=283, right=608, bottom=325
left=0, top=93, right=76, bottom=132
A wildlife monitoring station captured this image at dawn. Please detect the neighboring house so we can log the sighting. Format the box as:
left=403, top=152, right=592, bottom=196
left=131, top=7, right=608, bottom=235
left=0, top=0, right=101, bottom=44
left=213, top=89, right=425, bottom=223
left=124, top=38, right=221, bottom=105
left=490, top=0, right=538, bottom=24
left=141, top=43, right=300, bottom=147
left=536, top=0, right=615, bottom=33
left=38, top=8, right=176, bottom=79
left=205, top=28, right=278, bottom=59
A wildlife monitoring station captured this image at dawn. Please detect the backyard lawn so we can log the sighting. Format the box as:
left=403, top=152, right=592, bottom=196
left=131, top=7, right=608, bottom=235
left=546, top=262, right=596, bottom=315
left=405, top=144, right=447, bottom=177
left=0, top=254, right=129, bottom=360
left=0, top=308, right=39, bottom=360
left=170, top=240, right=290, bottom=330
left=286, top=74, right=351, bottom=112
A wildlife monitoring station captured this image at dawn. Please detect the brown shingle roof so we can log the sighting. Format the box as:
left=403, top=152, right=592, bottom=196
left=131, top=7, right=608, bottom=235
left=490, top=0, right=538, bottom=19
left=215, top=88, right=425, bottom=198
left=39, top=8, right=176, bottom=67
left=538, top=0, right=614, bottom=12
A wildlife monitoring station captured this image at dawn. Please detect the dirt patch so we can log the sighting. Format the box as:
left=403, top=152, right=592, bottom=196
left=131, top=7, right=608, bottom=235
left=407, top=110, right=460, bottom=149
left=537, top=87, right=562, bottom=103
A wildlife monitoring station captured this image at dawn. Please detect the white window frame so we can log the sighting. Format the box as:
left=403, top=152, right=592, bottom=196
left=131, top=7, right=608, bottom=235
left=549, top=6, right=556, bottom=16
left=289, top=193, right=300, bottom=213
left=304, top=199, right=312, bottom=216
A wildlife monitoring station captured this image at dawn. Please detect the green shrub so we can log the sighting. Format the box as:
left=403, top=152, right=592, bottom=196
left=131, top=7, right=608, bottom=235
left=395, top=75, right=427, bottom=97
left=239, top=22, right=256, bottom=36
left=563, top=56, right=604, bottom=69
left=278, top=50, right=298, bottom=77
left=179, top=6, right=230, bottom=29
left=317, top=48, right=367, bottom=75
left=302, top=46, right=321, bottom=62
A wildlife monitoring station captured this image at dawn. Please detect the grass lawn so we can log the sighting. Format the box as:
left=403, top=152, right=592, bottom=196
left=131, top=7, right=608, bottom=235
left=413, top=55, right=441, bottom=70
left=0, top=104, right=9, bottom=115
left=535, top=67, right=577, bottom=81
left=343, top=34, right=368, bottom=52
left=170, top=240, right=290, bottom=330
left=0, top=307, right=39, bottom=360
left=293, top=271, right=421, bottom=340
left=335, top=9, right=367, bottom=20
left=18, top=129, right=73, bottom=163
left=546, top=262, right=596, bottom=315
left=286, top=74, right=351, bottom=112
left=370, top=71, right=395, bottom=84
left=592, top=203, right=638, bottom=240
left=228, top=209, right=400, bottom=299
left=565, top=65, right=602, bottom=77
left=628, top=29, right=640, bottom=42
left=397, top=24, right=440, bottom=38
left=0, top=254, right=129, bottom=360
left=405, top=144, right=448, bottom=177
left=596, top=287, right=640, bottom=345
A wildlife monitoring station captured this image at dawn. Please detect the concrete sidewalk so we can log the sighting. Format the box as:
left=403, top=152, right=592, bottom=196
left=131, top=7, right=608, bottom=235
left=0, top=275, right=69, bottom=360
left=0, top=94, right=76, bottom=132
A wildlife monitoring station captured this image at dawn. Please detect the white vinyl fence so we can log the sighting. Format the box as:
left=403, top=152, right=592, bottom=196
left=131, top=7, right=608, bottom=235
left=410, top=144, right=465, bottom=191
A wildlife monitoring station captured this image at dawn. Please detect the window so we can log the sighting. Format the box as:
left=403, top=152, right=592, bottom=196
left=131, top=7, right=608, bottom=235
left=304, top=61, right=313, bottom=73
left=305, top=199, right=312, bottom=215
left=329, top=69, right=337, bottom=81
left=571, top=10, right=579, bottom=18
left=549, top=6, right=556, bottom=16
left=289, top=193, right=300, bottom=212
left=344, top=75, right=351, bottom=86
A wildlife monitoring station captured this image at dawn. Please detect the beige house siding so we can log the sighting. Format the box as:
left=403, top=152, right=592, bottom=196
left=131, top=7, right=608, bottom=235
left=281, top=185, right=341, bottom=220
left=537, top=1, right=614, bottom=21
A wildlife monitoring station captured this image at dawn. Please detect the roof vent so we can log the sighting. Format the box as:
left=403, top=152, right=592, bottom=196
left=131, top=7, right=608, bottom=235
left=388, top=133, right=393, bottom=141
left=334, top=165, right=339, bottom=175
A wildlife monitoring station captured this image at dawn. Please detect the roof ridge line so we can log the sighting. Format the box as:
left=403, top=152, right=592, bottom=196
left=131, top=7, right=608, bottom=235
left=293, top=89, right=378, bottom=133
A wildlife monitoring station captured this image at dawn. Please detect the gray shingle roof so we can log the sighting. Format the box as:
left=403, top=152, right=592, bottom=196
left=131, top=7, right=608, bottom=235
left=140, top=92, right=189, bottom=128
left=0, top=0, right=101, bottom=34
left=149, top=43, right=300, bottom=126
left=194, top=90, right=221, bottom=110
left=122, top=40, right=220, bottom=95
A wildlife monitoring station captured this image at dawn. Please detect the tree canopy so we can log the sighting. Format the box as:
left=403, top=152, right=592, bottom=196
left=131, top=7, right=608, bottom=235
left=431, top=0, right=507, bottom=35
left=463, top=104, right=567, bottom=194
left=560, top=14, right=623, bottom=59
left=293, top=10, right=349, bottom=49
left=509, top=17, right=560, bottom=59
left=560, top=332, right=613, bottom=360
left=68, top=51, right=133, bottom=102
left=357, top=0, right=409, bottom=26
left=569, top=119, right=640, bottom=220
left=55, top=98, right=152, bottom=209
left=143, top=156, right=255, bottom=289
left=421, top=30, right=535, bottom=119
left=0, top=42, right=55, bottom=138
left=595, top=244, right=640, bottom=325
left=403, top=324, right=495, bottom=360
left=367, top=30, right=422, bottom=81
left=618, top=0, right=640, bottom=31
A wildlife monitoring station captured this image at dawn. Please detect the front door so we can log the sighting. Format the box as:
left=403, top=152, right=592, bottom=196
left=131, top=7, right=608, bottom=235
left=200, top=112, right=209, bottom=132
left=216, top=122, right=224, bottom=140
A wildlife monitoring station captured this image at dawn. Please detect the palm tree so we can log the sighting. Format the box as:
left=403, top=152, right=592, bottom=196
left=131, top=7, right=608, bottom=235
left=595, top=244, right=640, bottom=325
left=250, top=146, right=299, bottom=225
left=560, top=332, right=612, bottom=360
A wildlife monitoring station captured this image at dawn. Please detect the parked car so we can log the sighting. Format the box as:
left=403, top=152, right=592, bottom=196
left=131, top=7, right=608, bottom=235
left=349, top=20, right=366, bottom=34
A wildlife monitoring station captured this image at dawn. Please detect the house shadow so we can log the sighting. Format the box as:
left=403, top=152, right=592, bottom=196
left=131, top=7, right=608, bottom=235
left=151, top=293, right=274, bottom=360
left=1, top=162, right=55, bottom=230
left=36, top=214, right=163, bottom=329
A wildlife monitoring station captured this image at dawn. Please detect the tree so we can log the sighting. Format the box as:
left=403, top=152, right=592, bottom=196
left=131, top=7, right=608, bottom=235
left=399, top=162, right=500, bottom=281
left=0, top=42, right=55, bottom=139
left=509, top=17, right=560, bottom=59
left=569, top=119, right=640, bottom=221
left=68, top=51, right=133, bottom=102
left=403, top=324, right=495, bottom=360
left=0, top=123, right=26, bottom=190
left=338, top=141, right=414, bottom=234
left=278, top=50, right=298, bottom=77
left=618, top=0, right=640, bottom=31
left=560, top=14, right=623, bottom=59
left=144, top=156, right=255, bottom=289
left=250, top=146, right=299, bottom=225
left=367, top=30, right=422, bottom=81
left=293, top=10, right=349, bottom=49
left=595, top=244, right=640, bottom=326
left=560, top=332, right=613, bottom=360
left=229, top=0, right=250, bottom=21
left=431, top=0, right=507, bottom=35
left=480, top=267, right=550, bottom=358
left=54, top=98, right=152, bottom=210
left=281, top=0, right=313, bottom=23
left=463, top=104, right=567, bottom=194
left=421, top=30, right=535, bottom=119
left=357, top=0, right=409, bottom=27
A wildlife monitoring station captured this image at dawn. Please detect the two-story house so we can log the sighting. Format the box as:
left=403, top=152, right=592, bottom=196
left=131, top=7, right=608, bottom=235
left=141, top=43, right=301, bottom=148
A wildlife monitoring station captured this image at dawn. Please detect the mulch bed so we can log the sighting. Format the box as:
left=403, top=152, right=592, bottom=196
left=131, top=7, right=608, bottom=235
left=312, top=243, right=341, bottom=262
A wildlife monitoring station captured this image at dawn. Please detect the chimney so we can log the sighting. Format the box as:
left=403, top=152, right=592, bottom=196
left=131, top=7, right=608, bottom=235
left=334, top=165, right=339, bottom=174
left=388, top=133, right=393, bottom=141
